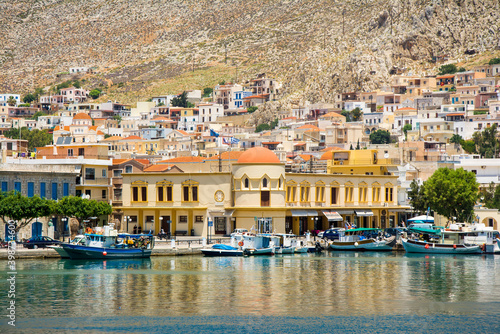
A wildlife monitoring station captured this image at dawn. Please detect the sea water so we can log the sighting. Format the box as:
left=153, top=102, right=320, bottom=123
left=1, top=252, right=499, bottom=333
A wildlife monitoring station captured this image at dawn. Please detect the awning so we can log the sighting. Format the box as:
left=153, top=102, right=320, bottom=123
left=322, top=210, right=343, bottom=222
left=336, top=210, right=354, bottom=215
left=224, top=210, right=235, bottom=216
left=291, top=210, right=317, bottom=217
left=355, top=210, right=374, bottom=217
left=386, top=166, right=399, bottom=174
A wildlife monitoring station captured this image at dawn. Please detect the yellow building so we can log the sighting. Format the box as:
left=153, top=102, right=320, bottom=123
left=119, top=147, right=406, bottom=236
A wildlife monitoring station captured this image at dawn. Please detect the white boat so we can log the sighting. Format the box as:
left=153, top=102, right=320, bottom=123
left=329, top=228, right=395, bottom=251
left=48, top=235, right=86, bottom=258
left=234, top=233, right=275, bottom=256
left=201, top=244, right=243, bottom=257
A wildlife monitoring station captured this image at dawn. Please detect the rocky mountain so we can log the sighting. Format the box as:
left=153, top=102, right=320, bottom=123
left=1, top=0, right=499, bottom=118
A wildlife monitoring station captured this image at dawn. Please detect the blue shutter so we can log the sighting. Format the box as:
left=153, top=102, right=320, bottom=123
left=63, top=183, right=69, bottom=197
left=14, top=182, right=21, bottom=193
left=27, top=182, right=34, bottom=197
left=1, top=181, right=7, bottom=192
left=52, top=183, right=58, bottom=200
left=40, top=182, right=46, bottom=198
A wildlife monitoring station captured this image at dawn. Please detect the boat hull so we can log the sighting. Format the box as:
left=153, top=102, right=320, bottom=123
left=48, top=245, right=70, bottom=258
left=275, top=246, right=295, bottom=254
left=62, top=244, right=152, bottom=259
left=330, top=239, right=393, bottom=251
left=201, top=249, right=243, bottom=257
left=402, top=239, right=482, bottom=254
left=243, top=247, right=274, bottom=256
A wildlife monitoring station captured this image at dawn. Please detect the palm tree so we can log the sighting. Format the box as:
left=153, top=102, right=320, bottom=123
left=7, top=96, right=17, bottom=106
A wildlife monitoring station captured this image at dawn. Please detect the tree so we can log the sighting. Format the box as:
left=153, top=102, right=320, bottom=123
left=356, top=139, right=360, bottom=150
left=55, top=196, right=112, bottom=229
left=351, top=107, right=363, bottom=121
left=472, top=124, right=499, bottom=158
left=23, top=93, right=36, bottom=104
left=3, top=127, right=53, bottom=150
left=30, top=111, right=47, bottom=121
left=403, top=124, right=412, bottom=140
left=89, top=89, right=101, bottom=99
left=7, top=96, right=16, bottom=106
left=0, top=191, right=55, bottom=233
left=341, top=110, right=352, bottom=122
left=203, top=87, right=213, bottom=97
left=423, top=168, right=478, bottom=225
left=480, top=182, right=500, bottom=210
left=73, top=80, right=81, bottom=89
left=407, top=180, right=428, bottom=215
left=256, top=123, right=271, bottom=133
left=247, top=106, right=258, bottom=113
left=171, top=91, right=195, bottom=108
left=369, top=130, right=391, bottom=144
left=460, top=139, right=476, bottom=154
left=437, top=64, right=458, bottom=75
left=488, top=58, right=500, bottom=65
left=450, top=134, right=462, bottom=144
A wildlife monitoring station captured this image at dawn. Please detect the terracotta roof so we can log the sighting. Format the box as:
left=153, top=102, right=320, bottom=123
left=299, top=154, right=312, bottom=161
left=305, top=129, right=321, bottom=132
left=282, top=116, right=297, bottom=120
left=293, top=142, right=306, bottom=146
left=112, top=158, right=132, bottom=165
left=320, top=112, right=343, bottom=118
left=396, top=107, right=417, bottom=111
left=122, top=135, right=142, bottom=140
left=237, top=147, right=280, bottom=164
left=243, top=94, right=270, bottom=100
left=437, top=75, right=455, bottom=79
left=102, top=136, right=123, bottom=141
left=297, top=124, right=320, bottom=130
left=262, top=142, right=281, bottom=145
left=134, top=159, right=150, bottom=165
left=176, top=130, right=189, bottom=136
left=144, top=164, right=175, bottom=172
left=204, top=151, right=245, bottom=161
left=54, top=125, right=70, bottom=131
left=446, top=113, right=465, bottom=116
left=73, top=113, right=91, bottom=120
left=320, top=146, right=342, bottom=152
left=157, top=156, right=205, bottom=163
left=97, top=130, right=104, bottom=135
left=89, top=125, right=98, bottom=131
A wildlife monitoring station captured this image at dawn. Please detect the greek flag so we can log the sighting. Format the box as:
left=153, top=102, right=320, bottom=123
left=210, top=129, right=219, bottom=137
left=223, top=137, right=240, bottom=145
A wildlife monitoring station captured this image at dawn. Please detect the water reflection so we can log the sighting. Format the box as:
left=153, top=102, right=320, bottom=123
left=2, top=253, right=500, bottom=323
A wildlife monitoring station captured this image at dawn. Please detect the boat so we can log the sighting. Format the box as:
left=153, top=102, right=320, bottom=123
left=275, top=246, right=295, bottom=254
left=329, top=228, right=396, bottom=251
left=201, top=243, right=243, bottom=257
left=402, top=225, right=482, bottom=254
left=48, top=235, right=86, bottom=258
left=238, top=233, right=275, bottom=256
left=61, top=225, right=154, bottom=260
left=273, top=234, right=297, bottom=254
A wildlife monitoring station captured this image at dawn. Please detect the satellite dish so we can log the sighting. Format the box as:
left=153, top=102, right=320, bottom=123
left=384, top=153, right=389, bottom=159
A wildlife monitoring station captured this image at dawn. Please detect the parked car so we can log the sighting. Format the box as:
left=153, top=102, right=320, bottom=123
left=23, top=236, right=61, bottom=249
left=322, top=228, right=344, bottom=241
left=317, top=231, right=325, bottom=238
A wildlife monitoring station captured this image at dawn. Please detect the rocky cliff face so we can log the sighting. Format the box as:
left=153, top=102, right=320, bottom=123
left=1, top=0, right=499, bottom=113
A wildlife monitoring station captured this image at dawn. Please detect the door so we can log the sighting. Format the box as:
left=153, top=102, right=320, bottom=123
left=261, top=191, right=270, bottom=206
left=161, top=216, right=171, bottom=236
left=214, top=216, right=227, bottom=235
left=32, top=221, right=42, bottom=238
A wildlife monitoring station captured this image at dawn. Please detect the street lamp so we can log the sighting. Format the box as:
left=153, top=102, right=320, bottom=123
left=61, top=217, right=68, bottom=242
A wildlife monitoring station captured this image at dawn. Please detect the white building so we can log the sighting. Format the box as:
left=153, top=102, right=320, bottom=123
left=198, top=103, right=224, bottom=123
left=344, top=101, right=371, bottom=114
left=0, top=94, right=21, bottom=106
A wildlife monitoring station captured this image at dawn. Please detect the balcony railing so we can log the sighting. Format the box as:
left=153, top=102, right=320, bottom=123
left=78, top=177, right=110, bottom=186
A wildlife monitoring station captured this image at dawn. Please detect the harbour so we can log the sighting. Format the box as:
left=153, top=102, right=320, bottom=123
left=2, top=252, right=500, bottom=333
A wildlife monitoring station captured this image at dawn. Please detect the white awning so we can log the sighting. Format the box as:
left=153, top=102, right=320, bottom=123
left=306, top=210, right=318, bottom=216
left=291, top=210, right=308, bottom=216
left=337, top=210, right=354, bottom=215
left=322, top=210, right=343, bottom=221
left=224, top=210, right=235, bottom=216
left=355, top=210, right=374, bottom=217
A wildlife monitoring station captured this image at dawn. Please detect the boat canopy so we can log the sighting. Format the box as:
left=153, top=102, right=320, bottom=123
left=212, top=244, right=238, bottom=250
left=345, top=228, right=381, bottom=233
left=408, top=215, right=434, bottom=222
left=408, top=227, right=442, bottom=236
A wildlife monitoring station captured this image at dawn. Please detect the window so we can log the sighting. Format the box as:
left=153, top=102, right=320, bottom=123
left=300, top=182, right=310, bottom=203
left=78, top=148, right=85, bottom=156
left=243, top=177, right=249, bottom=189
left=40, top=182, right=46, bottom=198
left=157, top=181, right=173, bottom=202
left=27, top=182, right=34, bottom=198
left=102, top=169, right=107, bottom=177
left=68, top=149, right=73, bottom=157
left=85, top=168, right=95, bottom=180
left=261, top=191, right=270, bottom=207
left=1, top=181, right=7, bottom=192
left=331, top=186, right=339, bottom=205
left=114, top=188, right=122, bottom=201
left=131, top=181, right=148, bottom=202
left=132, top=187, right=138, bottom=202
left=345, top=184, right=354, bottom=203
left=286, top=182, right=297, bottom=202
left=195, top=215, right=204, bottom=223
left=14, top=182, right=21, bottom=193
left=179, top=216, right=188, bottom=223
left=359, top=183, right=368, bottom=203
left=63, top=183, right=69, bottom=197
left=262, top=177, right=268, bottom=188
left=181, top=180, right=199, bottom=202
left=102, top=189, right=107, bottom=199
left=372, top=184, right=381, bottom=202
left=52, top=182, right=58, bottom=200
left=113, top=170, right=122, bottom=177
left=385, top=186, right=394, bottom=202
left=315, top=183, right=325, bottom=202
left=125, top=165, right=133, bottom=173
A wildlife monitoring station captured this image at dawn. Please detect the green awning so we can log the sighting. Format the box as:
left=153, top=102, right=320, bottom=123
left=408, top=227, right=442, bottom=236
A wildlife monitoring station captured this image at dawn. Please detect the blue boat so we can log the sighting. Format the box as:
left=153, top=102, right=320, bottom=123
left=201, top=244, right=243, bottom=257
left=62, top=231, right=154, bottom=260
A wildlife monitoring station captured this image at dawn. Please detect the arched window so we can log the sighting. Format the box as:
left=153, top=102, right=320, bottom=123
left=262, top=178, right=267, bottom=188
left=244, top=178, right=249, bottom=189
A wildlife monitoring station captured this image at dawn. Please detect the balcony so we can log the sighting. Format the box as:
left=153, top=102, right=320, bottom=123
left=78, top=177, right=110, bottom=186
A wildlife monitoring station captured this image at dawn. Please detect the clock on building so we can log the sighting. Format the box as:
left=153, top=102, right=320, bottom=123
left=214, top=190, right=225, bottom=202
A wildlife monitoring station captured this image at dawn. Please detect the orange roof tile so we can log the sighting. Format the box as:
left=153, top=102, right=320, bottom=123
left=320, top=112, right=343, bottom=118
left=157, top=156, right=205, bottom=163
left=73, top=113, right=92, bottom=120
left=204, top=151, right=245, bottom=161
left=297, top=124, right=320, bottom=130
left=112, top=158, right=132, bottom=165
left=396, top=107, right=417, bottom=111
left=446, top=113, right=465, bottom=116
left=282, top=116, right=297, bottom=120
left=299, top=154, right=312, bottom=161
left=144, top=164, right=176, bottom=172
left=134, top=159, right=150, bottom=165
left=122, top=135, right=142, bottom=140
left=176, top=130, right=189, bottom=136
left=103, top=136, right=123, bottom=141
left=243, top=94, right=270, bottom=100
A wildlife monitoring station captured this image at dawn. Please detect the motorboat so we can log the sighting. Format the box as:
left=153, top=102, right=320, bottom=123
left=48, top=235, right=86, bottom=258
left=402, top=225, right=482, bottom=254
left=61, top=225, right=154, bottom=260
left=329, top=228, right=395, bottom=251
left=201, top=244, right=243, bottom=257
